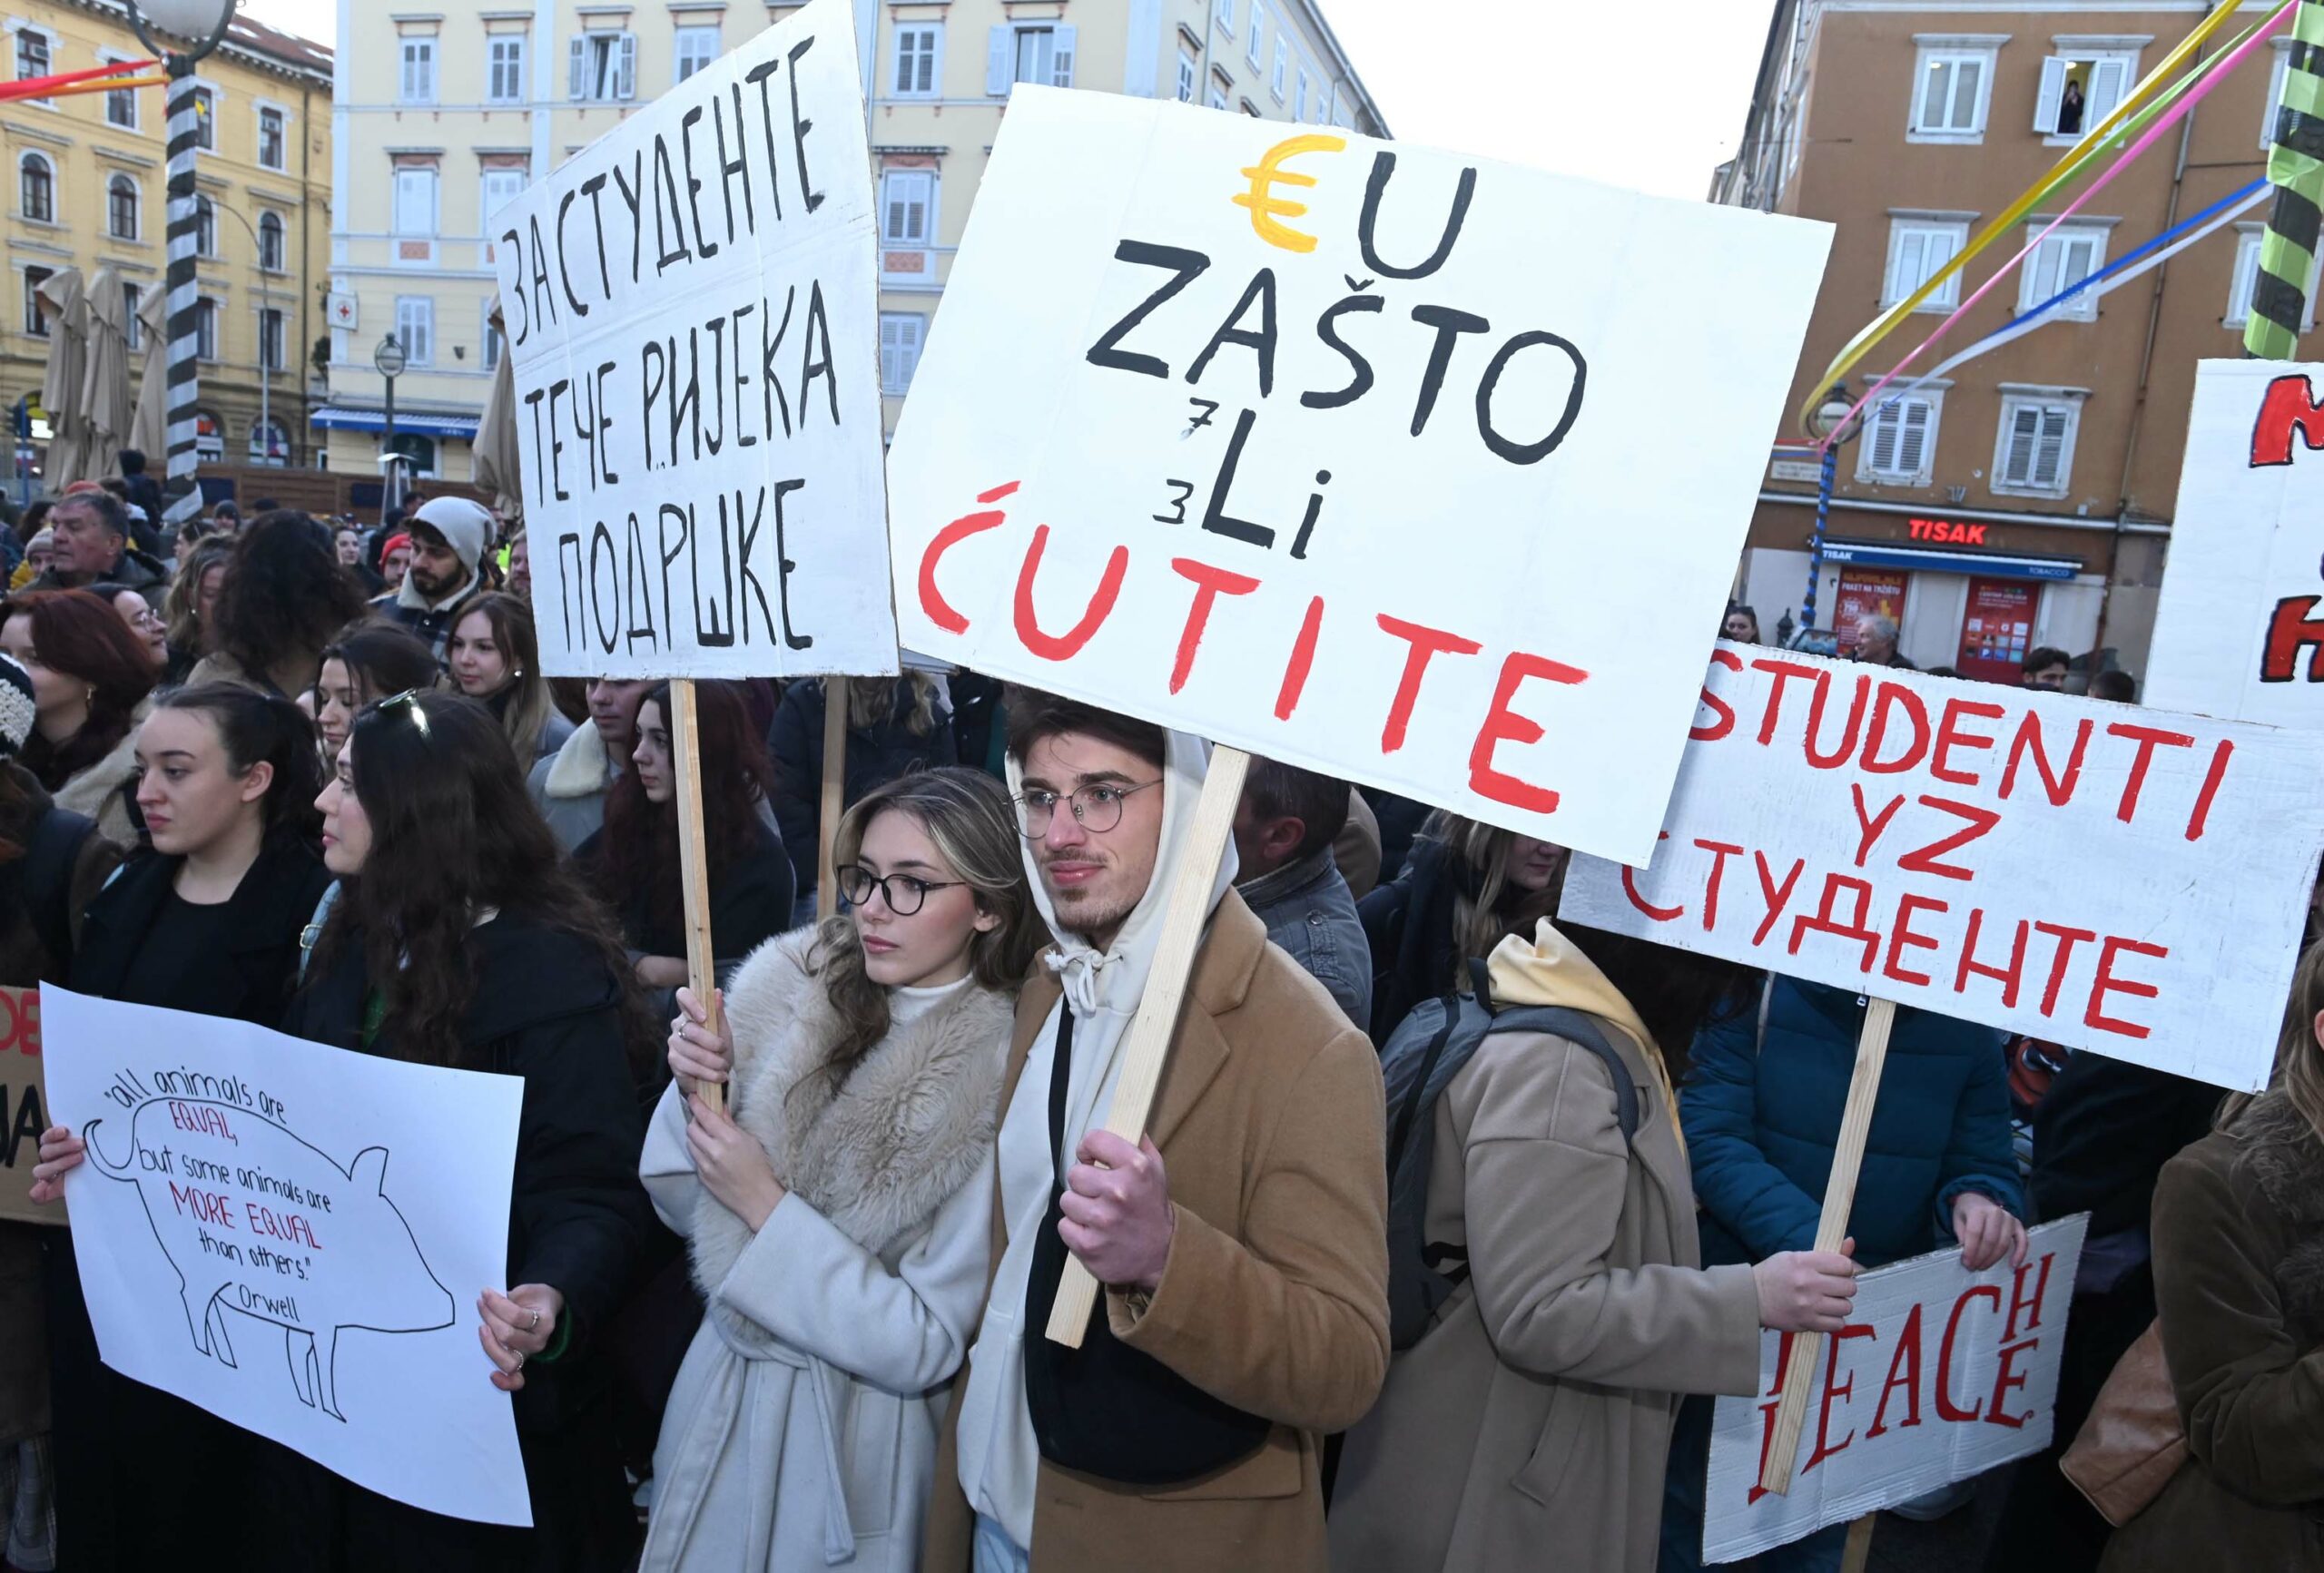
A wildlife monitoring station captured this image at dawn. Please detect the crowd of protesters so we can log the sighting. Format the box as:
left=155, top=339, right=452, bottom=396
left=0, top=472, right=2304, bottom=1573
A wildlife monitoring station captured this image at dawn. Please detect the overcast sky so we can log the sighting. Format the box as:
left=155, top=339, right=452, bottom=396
left=238, top=0, right=1770, bottom=202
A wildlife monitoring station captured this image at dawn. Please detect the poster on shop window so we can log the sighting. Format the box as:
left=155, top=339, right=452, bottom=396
left=1701, top=1216, right=2088, bottom=1562
left=883, top=87, right=1832, bottom=867
left=40, top=987, right=534, bottom=1528
left=2146, top=359, right=2324, bottom=727
left=1558, top=643, right=2324, bottom=1092
left=489, top=0, right=899, bottom=682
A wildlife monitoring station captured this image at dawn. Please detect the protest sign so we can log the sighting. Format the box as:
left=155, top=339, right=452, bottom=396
left=0, top=987, right=49, bottom=1224
left=1560, top=642, right=2324, bottom=1092
left=1703, top=1217, right=2089, bottom=1563
left=491, top=0, right=897, bottom=682
left=886, top=87, right=1831, bottom=867
left=2147, top=359, right=2324, bottom=726
left=42, top=987, right=531, bottom=1527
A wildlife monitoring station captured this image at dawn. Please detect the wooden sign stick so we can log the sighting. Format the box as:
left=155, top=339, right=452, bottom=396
left=1757, top=995, right=1896, bottom=1495
left=1839, top=1513, right=1877, bottom=1573
left=1044, top=743, right=1252, bottom=1349
left=815, top=676, right=851, bottom=923
left=669, top=679, right=726, bottom=1115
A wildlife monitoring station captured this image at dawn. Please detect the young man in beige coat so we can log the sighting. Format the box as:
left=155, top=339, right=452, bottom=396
left=925, top=692, right=1390, bottom=1573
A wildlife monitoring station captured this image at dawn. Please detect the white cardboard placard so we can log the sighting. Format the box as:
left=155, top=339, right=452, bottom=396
left=491, top=0, right=898, bottom=680
left=2148, top=359, right=2324, bottom=726
left=1703, top=1217, right=2088, bottom=1562
left=885, top=88, right=1831, bottom=866
left=43, top=988, right=532, bottom=1527
left=1560, top=644, right=2324, bottom=1091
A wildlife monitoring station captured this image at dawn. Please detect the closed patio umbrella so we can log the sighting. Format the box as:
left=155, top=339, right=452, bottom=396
left=78, top=266, right=133, bottom=487
left=34, top=268, right=92, bottom=488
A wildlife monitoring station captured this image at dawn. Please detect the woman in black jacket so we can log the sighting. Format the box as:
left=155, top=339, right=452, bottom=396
left=767, top=673, right=949, bottom=919
left=28, top=683, right=332, bottom=1571
left=579, top=679, right=793, bottom=996
left=280, top=689, right=652, bottom=1570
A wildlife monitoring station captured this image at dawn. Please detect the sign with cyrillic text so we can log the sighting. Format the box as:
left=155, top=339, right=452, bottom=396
left=0, top=987, right=50, bottom=1225
left=492, top=0, right=898, bottom=680
left=887, top=88, right=1830, bottom=865
left=44, top=987, right=531, bottom=1527
left=2148, top=359, right=2324, bottom=726
left=1703, top=1217, right=2087, bottom=1563
left=1560, top=644, right=2324, bottom=1091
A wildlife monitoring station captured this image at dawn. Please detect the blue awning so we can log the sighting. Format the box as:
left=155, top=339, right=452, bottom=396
left=1819, top=539, right=2083, bottom=583
left=309, top=406, right=479, bottom=440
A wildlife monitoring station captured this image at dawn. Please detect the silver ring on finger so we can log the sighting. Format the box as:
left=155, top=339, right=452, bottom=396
left=527, top=1308, right=541, bottom=1332
left=513, top=1350, right=525, bottom=1371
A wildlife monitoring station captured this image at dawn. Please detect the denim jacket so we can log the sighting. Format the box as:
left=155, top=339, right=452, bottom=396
left=1237, top=847, right=1373, bottom=1031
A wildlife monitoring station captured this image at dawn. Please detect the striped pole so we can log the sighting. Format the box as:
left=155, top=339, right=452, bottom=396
left=2247, top=0, right=2324, bottom=359
left=161, top=56, right=202, bottom=523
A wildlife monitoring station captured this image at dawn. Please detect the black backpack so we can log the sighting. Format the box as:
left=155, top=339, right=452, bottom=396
left=1379, top=958, right=1640, bottom=1349
left=16, top=804, right=95, bottom=971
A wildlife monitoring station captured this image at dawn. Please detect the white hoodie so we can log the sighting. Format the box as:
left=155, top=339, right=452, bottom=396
left=954, top=728, right=1238, bottom=1550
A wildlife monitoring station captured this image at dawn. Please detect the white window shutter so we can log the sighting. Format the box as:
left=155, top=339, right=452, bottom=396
left=2035, top=57, right=2067, bottom=133
left=1897, top=401, right=1931, bottom=476
left=1925, top=229, right=1956, bottom=294
left=1951, top=58, right=1983, bottom=130
left=568, top=36, right=586, bottom=99
left=2004, top=406, right=2040, bottom=484
left=2090, top=58, right=2130, bottom=123
left=1891, top=231, right=1925, bottom=302
left=617, top=34, right=637, bottom=99
left=1052, top=24, right=1075, bottom=86
left=1868, top=408, right=1901, bottom=474
left=987, top=26, right=1012, bottom=95
left=2035, top=408, right=2070, bottom=487
left=1917, top=59, right=1950, bottom=130
left=893, top=32, right=915, bottom=93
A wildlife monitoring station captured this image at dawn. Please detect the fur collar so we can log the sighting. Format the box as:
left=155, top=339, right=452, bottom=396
left=540, top=718, right=611, bottom=800
left=688, top=929, right=1009, bottom=1327
left=2234, top=1093, right=2324, bottom=1335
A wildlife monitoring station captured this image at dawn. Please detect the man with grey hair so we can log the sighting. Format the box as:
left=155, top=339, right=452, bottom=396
left=1854, top=613, right=1915, bottom=670
left=28, top=490, right=165, bottom=594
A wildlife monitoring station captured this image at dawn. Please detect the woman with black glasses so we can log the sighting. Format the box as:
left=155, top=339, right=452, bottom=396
left=642, top=767, right=1040, bottom=1573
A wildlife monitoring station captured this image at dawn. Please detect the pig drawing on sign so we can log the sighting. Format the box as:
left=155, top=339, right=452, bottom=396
left=79, top=1097, right=454, bottom=1421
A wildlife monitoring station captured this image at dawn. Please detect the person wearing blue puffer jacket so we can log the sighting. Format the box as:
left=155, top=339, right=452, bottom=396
left=1657, top=976, right=2028, bottom=1573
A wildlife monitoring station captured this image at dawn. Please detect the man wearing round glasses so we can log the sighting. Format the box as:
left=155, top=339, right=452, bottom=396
left=931, top=689, right=1389, bottom=1573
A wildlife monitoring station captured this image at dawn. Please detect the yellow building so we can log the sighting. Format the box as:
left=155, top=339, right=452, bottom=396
left=4, top=0, right=332, bottom=472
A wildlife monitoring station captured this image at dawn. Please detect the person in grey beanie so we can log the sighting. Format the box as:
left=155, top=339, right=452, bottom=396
left=369, top=496, right=492, bottom=662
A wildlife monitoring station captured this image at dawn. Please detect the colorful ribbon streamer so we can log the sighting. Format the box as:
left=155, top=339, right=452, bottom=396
left=1798, top=0, right=2264, bottom=433
left=2246, top=0, right=2324, bottom=356
left=0, top=58, right=154, bottom=103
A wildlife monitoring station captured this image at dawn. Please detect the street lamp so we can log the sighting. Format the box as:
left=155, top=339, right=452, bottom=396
left=1797, top=382, right=1860, bottom=646
left=125, top=0, right=237, bottom=524
left=374, top=333, right=408, bottom=514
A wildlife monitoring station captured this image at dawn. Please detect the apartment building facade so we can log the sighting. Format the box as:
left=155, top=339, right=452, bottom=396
left=5, top=0, right=331, bottom=471
left=1717, top=1, right=2302, bottom=685
left=326, top=0, right=1384, bottom=484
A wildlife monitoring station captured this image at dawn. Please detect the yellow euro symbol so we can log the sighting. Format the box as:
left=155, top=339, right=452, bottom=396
left=1232, top=133, right=1346, bottom=254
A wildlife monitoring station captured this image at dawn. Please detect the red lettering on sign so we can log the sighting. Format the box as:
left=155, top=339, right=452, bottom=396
left=1012, top=526, right=1127, bottom=662
left=1693, top=647, right=1744, bottom=742
left=1985, top=1338, right=2038, bottom=1430
left=2183, top=739, right=2234, bottom=843
left=2106, top=722, right=2196, bottom=826
left=0, top=989, right=38, bottom=1057
left=1806, top=673, right=1873, bottom=770
left=168, top=1182, right=235, bottom=1227
left=1898, top=796, right=2001, bottom=882
left=1698, top=840, right=1742, bottom=931
left=1908, top=516, right=1990, bottom=546
left=1865, top=1303, right=1925, bottom=1439
left=1750, top=657, right=1823, bottom=747
left=2000, top=711, right=2092, bottom=808
left=2034, top=922, right=2099, bottom=1018
left=2260, top=595, right=2324, bottom=683
left=1956, top=908, right=2030, bottom=1008
left=1753, top=853, right=1808, bottom=947
left=1374, top=614, right=1482, bottom=754
left=1748, top=1332, right=1799, bottom=1505
left=1884, top=894, right=1950, bottom=988
left=916, top=482, right=1017, bottom=634
left=1861, top=683, right=1932, bottom=774
left=1805, top=1323, right=1878, bottom=1472
left=1935, top=1285, right=2001, bottom=1421
left=1848, top=785, right=1905, bottom=868
left=1274, top=595, right=1325, bottom=722
left=1931, top=699, right=2005, bottom=787
left=1790, top=873, right=1881, bottom=970
left=1469, top=652, right=1589, bottom=815
left=2004, top=1252, right=2055, bottom=1342
left=2087, top=936, right=2168, bottom=1038
left=1622, top=833, right=1683, bottom=922
left=1165, top=558, right=1261, bottom=694
left=2249, top=371, right=2324, bottom=467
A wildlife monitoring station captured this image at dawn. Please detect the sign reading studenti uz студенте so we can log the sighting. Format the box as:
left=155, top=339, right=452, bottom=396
left=492, top=0, right=897, bottom=682
left=1558, top=644, right=2324, bottom=1092
left=2146, top=360, right=2324, bottom=725
left=886, top=89, right=1831, bottom=866
left=1703, top=1217, right=2088, bottom=1563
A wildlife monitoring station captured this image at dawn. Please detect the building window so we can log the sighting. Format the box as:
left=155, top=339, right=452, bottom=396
left=2019, top=224, right=2105, bottom=320
left=18, top=152, right=53, bottom=223
left=194, top=194, right=216, bottom=258
left=2038, top=52, right=2133, bottom=139
left=107, top=174, right=138, bottom=240
left=259, top=307, right=285, bottom=372
left=249, top=417, right=289, bottom=466
left=258, top=106, right=286, bottom=170
left=23, top=267, right=52, bottom=338
left=1177, top=49, right=1196, bottom=103
left=675, top=25, right=719, bottom=84
left=192, top=86, right=216, bottom=151
left=1208, top=70, right=1230, bottom=111
left=1247, top=4, right=1264, bottom=66
left=105, top=61, right=137, bottom=128
left=881, top=311, right=925, bottom=394
left=1910, top=44, right=1995, bottom=142
left=2227, top=225, right=2324, bottom=329
left=400, top=38, right=437, bottom=104
left=2265, top=43, right=2293, bottom=151
left=1295, top=69, right=1311, bottom=120
left=880, top=169, right=933, bottom=247
left=1272, top=40, right=1288, bottom=100
left=393, top=167, right=438, bottom=237
left=1214, top=0, right=1235, bottom=37
left=396, top=297, right=434, bottom=367
left=489, top=35, right=527, bottom=104
left=15, top=27, right=49, bottom=84
left=569, top=32, right=638, bottom=102
left=484, top=310, right=504, bottom=371
left=893, top=25, right=940, bottom=96
left=1994, top=395, right=2079, bottom=496
left=195, top=299, right=218, bottom=362
left=259, top=209, right=285, bottom=271
left=1857, top=390, right=1941, bottom=486
left=123, top=281, right=141, bottom=349
left=1883, top=219, right=1968, bottom=310
left=481, top=167, right=527, bottom=227
left=990, top=25, right=1073, bottom=93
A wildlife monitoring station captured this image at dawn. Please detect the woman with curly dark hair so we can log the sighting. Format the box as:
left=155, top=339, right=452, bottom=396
left=311, top=622, right=438, bottom=762
left=271, top=689, right=654, bottom=1568
left=0, top=589, right=160, bottom=844
left=189, top=510, right=369, bottom=699
left=578, top=679, right=793, bottom=995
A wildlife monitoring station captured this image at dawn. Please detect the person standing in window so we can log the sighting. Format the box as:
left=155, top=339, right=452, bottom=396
left=2056, top=76, right=2086, bottom=136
